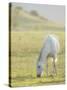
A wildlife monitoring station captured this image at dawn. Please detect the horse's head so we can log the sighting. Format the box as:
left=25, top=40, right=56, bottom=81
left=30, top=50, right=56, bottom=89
left=36, top=63, right=43, bottom=77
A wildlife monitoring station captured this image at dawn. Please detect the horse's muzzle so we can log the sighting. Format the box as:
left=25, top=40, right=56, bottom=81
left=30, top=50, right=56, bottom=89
left=37, top=74, right=41, bottom=77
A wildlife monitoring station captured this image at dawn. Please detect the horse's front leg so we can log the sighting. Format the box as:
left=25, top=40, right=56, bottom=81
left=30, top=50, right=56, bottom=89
left=46, top=59, right=48, bottom=77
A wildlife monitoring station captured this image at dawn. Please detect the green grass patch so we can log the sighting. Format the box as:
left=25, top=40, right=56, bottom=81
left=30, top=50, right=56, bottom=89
left=10, top=30, right=65, bottom=87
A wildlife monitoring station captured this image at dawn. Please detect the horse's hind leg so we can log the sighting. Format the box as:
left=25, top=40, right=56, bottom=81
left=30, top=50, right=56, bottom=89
left=52, top=57, right=57, bottom=76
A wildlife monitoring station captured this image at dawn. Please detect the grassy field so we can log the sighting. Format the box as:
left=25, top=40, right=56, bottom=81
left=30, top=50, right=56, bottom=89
left=10, top=30, right=65, bottom=87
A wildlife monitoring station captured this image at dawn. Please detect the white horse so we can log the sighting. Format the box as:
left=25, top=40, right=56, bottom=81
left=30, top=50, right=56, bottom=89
left=37, top=35, right=60, bottom=77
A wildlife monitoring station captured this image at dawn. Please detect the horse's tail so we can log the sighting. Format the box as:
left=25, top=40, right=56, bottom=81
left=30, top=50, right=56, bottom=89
left=51, top=47, right=64, bottom=63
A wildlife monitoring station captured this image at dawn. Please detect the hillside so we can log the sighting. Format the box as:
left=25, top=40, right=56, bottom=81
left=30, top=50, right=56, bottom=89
left=11, top=6, right=64, bottom=31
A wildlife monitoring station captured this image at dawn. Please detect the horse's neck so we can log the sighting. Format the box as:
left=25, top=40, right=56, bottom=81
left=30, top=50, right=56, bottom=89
left=38, top=47, right=47, bottom=65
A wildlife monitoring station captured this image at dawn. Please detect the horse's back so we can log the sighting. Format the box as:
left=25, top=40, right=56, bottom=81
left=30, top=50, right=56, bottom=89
left=44, top=35, right=60, bottom=55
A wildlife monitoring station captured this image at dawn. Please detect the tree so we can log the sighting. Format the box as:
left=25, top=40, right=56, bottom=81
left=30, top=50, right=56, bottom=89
left=30, top=10, right=39, bottom=16
left=15, top=6, right=23, bottom=11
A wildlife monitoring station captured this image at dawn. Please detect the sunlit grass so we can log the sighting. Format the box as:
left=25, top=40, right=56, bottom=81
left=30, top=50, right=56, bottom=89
left=10, top=30, right=65, bottom=87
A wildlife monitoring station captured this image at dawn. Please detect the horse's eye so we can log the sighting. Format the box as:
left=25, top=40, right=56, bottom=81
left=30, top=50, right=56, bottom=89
left=38, top=66, right=40, bottom=68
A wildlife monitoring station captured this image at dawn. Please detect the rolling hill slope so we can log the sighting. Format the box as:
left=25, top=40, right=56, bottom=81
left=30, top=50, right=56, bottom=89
left=11, top=6, right=64, bottom=31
